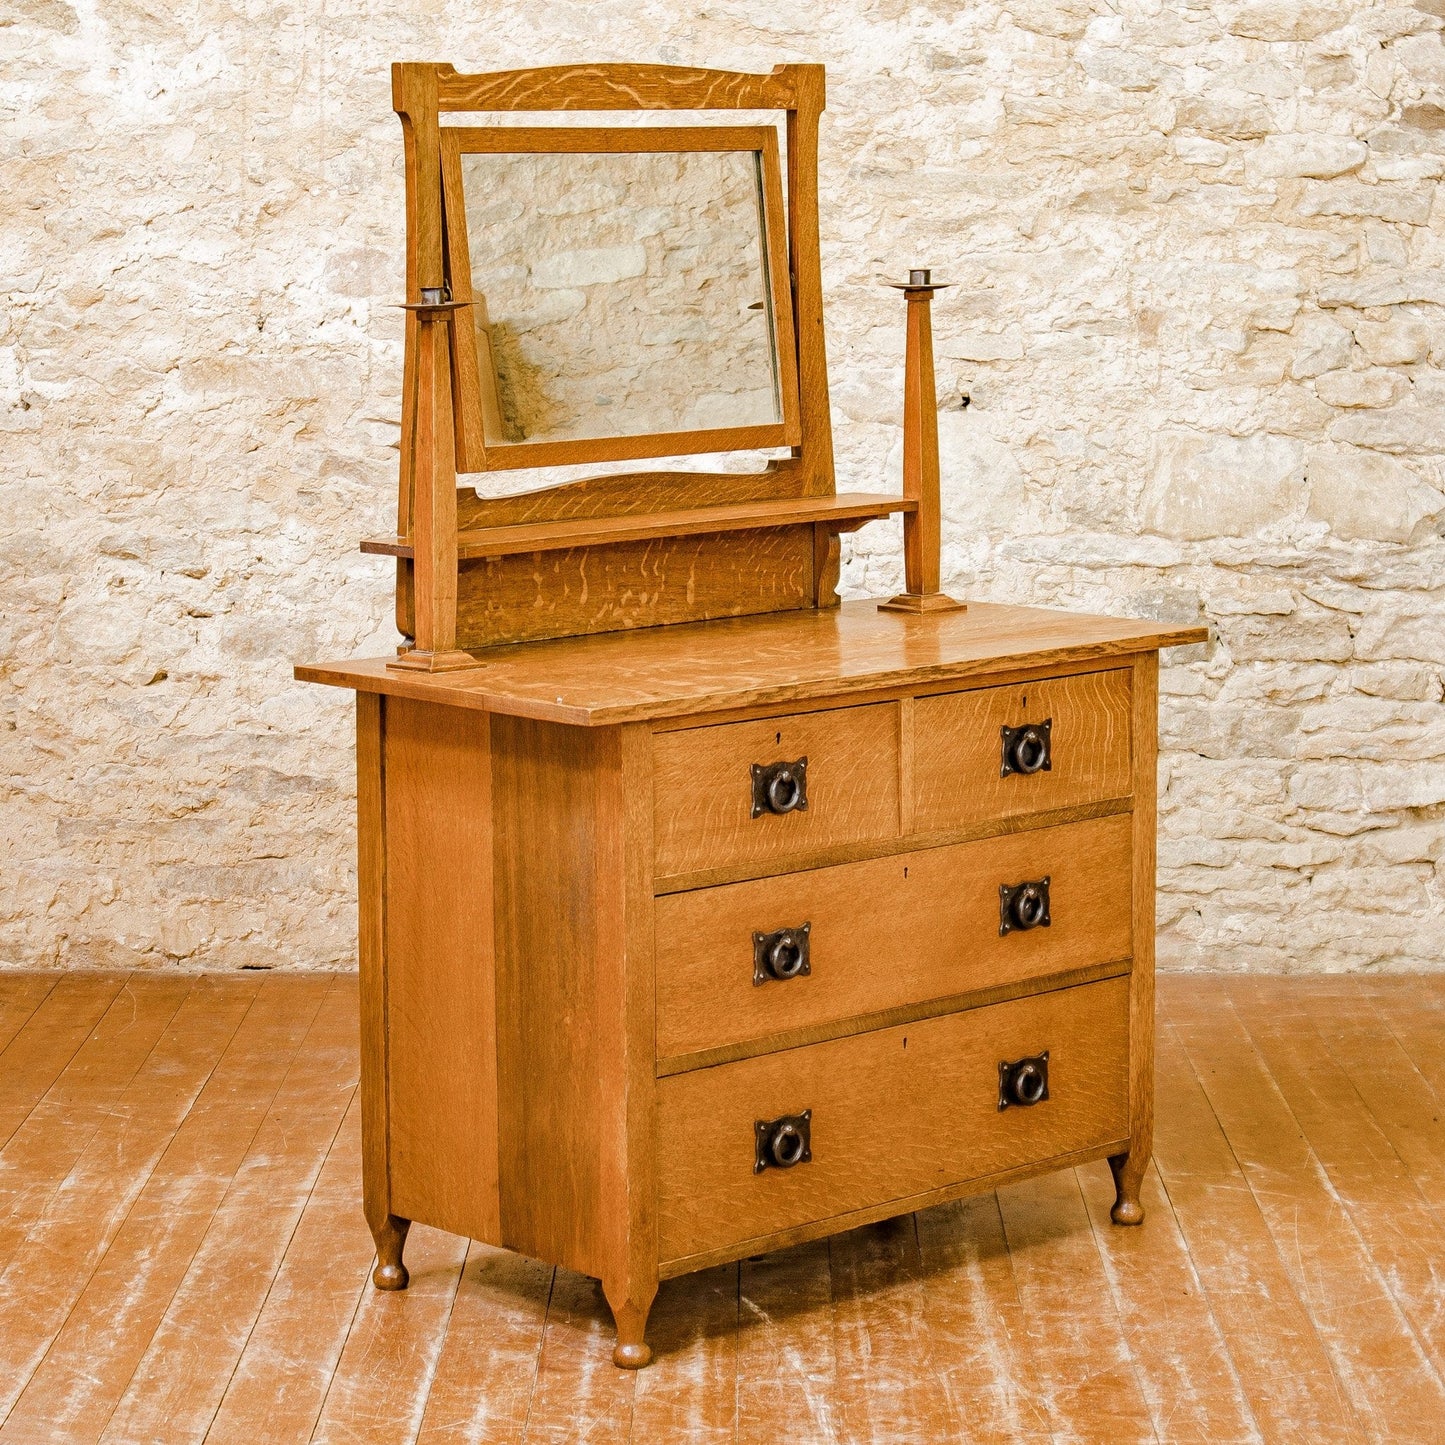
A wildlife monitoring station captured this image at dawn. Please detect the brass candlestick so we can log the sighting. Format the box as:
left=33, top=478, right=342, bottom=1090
left=878, top=268, right=967, bottom=615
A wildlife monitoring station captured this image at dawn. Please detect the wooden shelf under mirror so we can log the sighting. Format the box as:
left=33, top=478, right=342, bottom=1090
left=296, top=59, right=1208, bottom=1371
left=360, top=492, right=913, bottom=561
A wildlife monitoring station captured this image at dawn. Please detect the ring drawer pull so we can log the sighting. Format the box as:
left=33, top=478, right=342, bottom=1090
left=1001, top=719, right=1052, bottom=777
left=751, top=757, right=809, bottom=818
left=754, top=1111, right=812, bottom=1173
left=999, top=877, right=1051, bottom=935
left=998, top=1052, right=1050, bottom=1109
left=753, top=924, right=812, bottom=985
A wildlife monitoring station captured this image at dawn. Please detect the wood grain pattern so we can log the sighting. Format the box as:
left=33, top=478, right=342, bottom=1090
left=1150, top=1010, right=1368, bottom=1442
left=913, top=1194, right=1055, bottom=1441
left=4, top=971, right=1445, bottom=1440
left=365, top=493, right=911, bottom=560
left=0, top=975, right=191, bottom=1272
left=413, top=1243, right=553, bottom=1445
left=355, top=693, right=403, bottom=1281
left=655, top=975, right=1130, bottom=1264
left=435, top=61, right=802, bottom=113
left=309, top=1223, right=468, bottom=1445
left=1111, top=649, right=1156, bottom=1224
left=383, top=697, right=500, bottom=1245
left=490, top=717, right=657, bottom=1331
left=0, top=975, right=55, bottom=1059
left=0, top=974, right=126, bottom=1153
left=96, top=979, right=358, bottom=1444
left=1226, top=978, right=1445, bottom=1401
left=652, top=701, right=901, bottom=879
left=448, top=526, right=815, bottom=650
left=655, top=812, right=1133, bottom=1060
left=0, top=976, right=264, bottom=1430
left=1168, top=982, right=1445, bottom=1439
left=785, top=64, right=835, bottom=497
left=298, top=599, right=1208, bottom=727
left=994, top=1168, right=1159, bottom=1440
left=456, top=466, right=811, bottom=529
left=0, top=976, right=306, bottom=1443
left=204, top=1088, right=374, bottom=1445
left=913, top=665, right=1133, bottom=832
left=1077, top=1160, right=1265, bottom=1442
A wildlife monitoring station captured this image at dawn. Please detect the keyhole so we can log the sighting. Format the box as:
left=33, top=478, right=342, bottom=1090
left=775, top=731, right=781, bottom=744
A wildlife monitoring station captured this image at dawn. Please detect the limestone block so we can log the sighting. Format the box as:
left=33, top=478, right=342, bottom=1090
left=1227, top=2, right=1356, bottom=42
left=1350, top=662, right=1444, bottom=701
left=1289, top=313, right=1356, bottom=379
left=1307, top=443, right=1445, bottom=540
left=1245, top=134, right=1367, bottom=183
left=1318, top=270, right=1445, bottom=307
left=1353, top=315, right=1431, bottom=363
left=1313, top=367, right=1405, bottom=407
left=1296, top=180, right=1433, bottom=225
left=1142, top=431, right=1305, bottom=538
left=1173, top=95, right=1273, bottom=140
left=1175, top=137, right=1229, bottom=166
left=1330, top=399, right=1445, bottom=453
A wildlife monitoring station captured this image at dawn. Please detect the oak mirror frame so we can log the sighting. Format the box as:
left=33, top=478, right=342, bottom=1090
left=440, top=124, right=802, bottom=473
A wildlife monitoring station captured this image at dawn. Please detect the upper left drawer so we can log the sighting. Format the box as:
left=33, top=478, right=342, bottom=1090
left=653, top=704, right=901, bottom=882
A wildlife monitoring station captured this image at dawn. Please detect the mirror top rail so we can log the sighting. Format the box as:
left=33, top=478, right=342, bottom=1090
left=361, top=492, right=914, bottom=561
left=426, top=62, right=814, bottom=114
left=442, top=123, right=779, bottom=153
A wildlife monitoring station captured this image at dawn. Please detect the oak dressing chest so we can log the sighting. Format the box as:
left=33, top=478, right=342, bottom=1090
left=297, top=60, right=1207, bottom=1368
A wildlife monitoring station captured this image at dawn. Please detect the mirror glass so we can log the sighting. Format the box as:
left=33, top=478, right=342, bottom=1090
left=458, top=146, right=784, bottom=447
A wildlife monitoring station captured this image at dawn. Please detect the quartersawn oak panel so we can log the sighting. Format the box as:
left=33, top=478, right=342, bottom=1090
left=652, top=702, right=901, bottom=880
left=383, top=697, right=500, bottom=1244
left=655, top=812, right=1133, bottom=1061
left=297, top=601, right=1208, bottom=729
left=446, top=526, right=814, bottom=649
left=655, top=975, right=1131, bottom=1265
left=913, top=667, right=1133, bottom=832
left=490, top=716, right=655, bottom=1295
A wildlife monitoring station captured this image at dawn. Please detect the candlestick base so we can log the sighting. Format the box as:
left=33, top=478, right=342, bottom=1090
left=387, top=647, right=486, bottom=673
left=878, top=591, right=969, bottom=615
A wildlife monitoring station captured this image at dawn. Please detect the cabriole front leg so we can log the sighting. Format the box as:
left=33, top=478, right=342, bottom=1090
left=604, top=1277, right=657, bottom=1369
left=1108, top=1149, right=1146, bottom=1226
left=370, top=1212, right=412, bottom=1289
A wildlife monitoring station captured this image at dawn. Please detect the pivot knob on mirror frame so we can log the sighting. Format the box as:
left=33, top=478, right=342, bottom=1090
left=754, top=1111, right=812, bottom=1173
left=751, top=757, right=809, bottom=818
left=1001, top=718, right=1052, bottom=777
left=753, top=923, right=812, bottom=985
left=998, top=1052, right=1050, bottom=1110
left=999, top=876, right=1052, bottom=935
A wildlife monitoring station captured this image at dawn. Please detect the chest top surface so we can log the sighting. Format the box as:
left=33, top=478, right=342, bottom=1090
left=295, top=600, right=1207, bottom=726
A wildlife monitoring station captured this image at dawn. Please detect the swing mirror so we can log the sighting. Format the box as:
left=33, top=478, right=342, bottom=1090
left=440, top=125, right=801, bottom=472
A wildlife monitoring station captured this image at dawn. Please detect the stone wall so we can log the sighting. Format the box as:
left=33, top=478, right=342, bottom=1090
left=3, top=0, right=1443, bottom=972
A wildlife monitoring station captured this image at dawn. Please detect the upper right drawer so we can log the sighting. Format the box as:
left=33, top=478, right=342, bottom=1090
left=913, top=668, right=1132, bottom=832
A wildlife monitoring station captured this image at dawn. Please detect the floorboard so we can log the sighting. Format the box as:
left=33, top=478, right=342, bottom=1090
left=0, top=970, right=1441, bottom=1444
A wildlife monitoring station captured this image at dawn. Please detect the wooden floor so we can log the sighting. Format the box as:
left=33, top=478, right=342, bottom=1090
left=0, top=974, right=1443, bottom=1444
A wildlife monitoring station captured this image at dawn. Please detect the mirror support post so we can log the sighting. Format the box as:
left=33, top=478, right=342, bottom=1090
left=389, top=61, right=482, bottom=673
left=389, top=298, right=480, bottom=673
left=878, top=269, right=967, bottom=616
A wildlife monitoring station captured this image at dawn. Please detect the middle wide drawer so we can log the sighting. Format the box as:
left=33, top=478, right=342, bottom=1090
left=655, top=811, right=1132, bottom=1062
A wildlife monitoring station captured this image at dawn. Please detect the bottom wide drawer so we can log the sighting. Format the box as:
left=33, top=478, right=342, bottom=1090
left=656, top=974, right=1131, bottom=1266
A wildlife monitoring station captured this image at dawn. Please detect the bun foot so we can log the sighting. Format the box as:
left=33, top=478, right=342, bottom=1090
left=604, top=1280, right=657, bottom=1370
left=1110, top=1196, right=1145, bottom=1227
left=612, top=1340, right=653, bottom=1370
left=1108, top=1150, right=1146, bottom=1226
left=373, top=1260, right=410, bottom=1290
left=369, top=1213, right=411, bottom=1290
